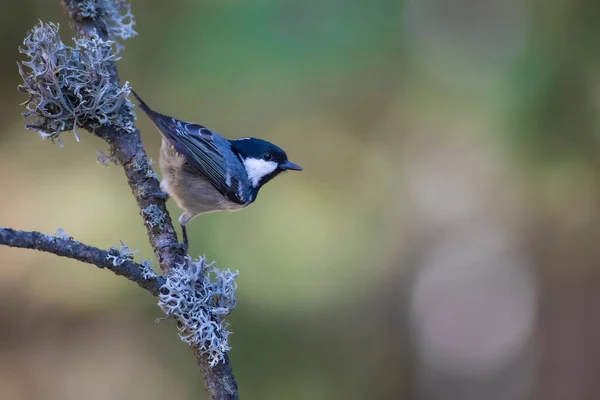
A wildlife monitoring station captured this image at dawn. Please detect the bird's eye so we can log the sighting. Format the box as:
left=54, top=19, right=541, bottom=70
left=263, top=152, right=272, bottom=161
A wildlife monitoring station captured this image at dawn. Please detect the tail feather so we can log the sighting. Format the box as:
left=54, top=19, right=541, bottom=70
left=129, top=88, right=183, bottom=146
left=129, top=88, right=153, bottom=116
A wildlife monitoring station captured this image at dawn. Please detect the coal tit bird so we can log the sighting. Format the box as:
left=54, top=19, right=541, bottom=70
left=130, top=90, right=302, bottom=249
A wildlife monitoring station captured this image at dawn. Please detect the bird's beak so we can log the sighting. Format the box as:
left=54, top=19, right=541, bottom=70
left=281, top=160, right=303, bottom=171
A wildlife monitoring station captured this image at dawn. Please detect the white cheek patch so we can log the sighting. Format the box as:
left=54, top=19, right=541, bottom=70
left=243, top=158, right=278, bottom=187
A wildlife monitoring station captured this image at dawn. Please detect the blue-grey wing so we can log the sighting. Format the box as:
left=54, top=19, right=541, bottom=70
left=154, top=116, right=248, bottom=205
left=130, top=90, right=249, bottom=204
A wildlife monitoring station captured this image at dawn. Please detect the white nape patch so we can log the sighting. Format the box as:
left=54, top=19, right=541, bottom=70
left=243, top=158, right=278, bottom=187
left=238, top=137, right=251, bottom=140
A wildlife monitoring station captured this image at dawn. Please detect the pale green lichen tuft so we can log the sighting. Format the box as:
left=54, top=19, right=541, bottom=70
left=158, top=256, right=238, bottom=367
left=17, top=21, right=135, bottom=145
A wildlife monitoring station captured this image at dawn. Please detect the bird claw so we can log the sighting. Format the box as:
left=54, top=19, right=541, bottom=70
left=148, top=190, right=169, bottom=200
left=158, top=225, right=189, bottom=255
left=159, top=241, right=188, bottom=254
left=181, top=224, right=189, bottom=248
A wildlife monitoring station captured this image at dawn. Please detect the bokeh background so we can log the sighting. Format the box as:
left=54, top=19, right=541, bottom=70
left=1, top=0, right=600, bottom=399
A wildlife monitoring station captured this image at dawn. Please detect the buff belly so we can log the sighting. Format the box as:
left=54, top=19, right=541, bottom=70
left=159, top=141, right=246, bottom=224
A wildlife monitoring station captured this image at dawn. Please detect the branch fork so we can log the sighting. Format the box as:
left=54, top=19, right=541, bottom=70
left=2, top=1, right=240, bottom=399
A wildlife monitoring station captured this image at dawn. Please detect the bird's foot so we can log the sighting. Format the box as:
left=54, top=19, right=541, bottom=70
left=181, top=224, right=189, bottom=248
left=147, top=190, right=169, bottom=200
left=159, top=241, right=188, bottom=254
left=158, top=223, right=189, bottom=255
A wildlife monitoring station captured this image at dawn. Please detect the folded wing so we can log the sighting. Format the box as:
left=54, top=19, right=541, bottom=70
left=131, top=90, right=248, bottom=205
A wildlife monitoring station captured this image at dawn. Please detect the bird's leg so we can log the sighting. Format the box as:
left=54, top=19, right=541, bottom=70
left=181, top=224, right=189, bottom=248
left=149, top=179, right=170, bottom=199
left=158, top=241, right=187, bottom=254
left=147, top=191, right=169, bottom=200
left=158, top=215, right=191, bottom=254
left=177, top=213, right=193, bottom=253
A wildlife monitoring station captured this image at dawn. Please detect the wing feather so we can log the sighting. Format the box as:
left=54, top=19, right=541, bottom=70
left=130, top=89, right=248, bottom=204
left=170, top=121, right=246, bottom=205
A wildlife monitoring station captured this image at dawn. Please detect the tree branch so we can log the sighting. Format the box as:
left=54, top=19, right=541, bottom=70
left=0, top=227, right=165, bottom=296
left=3, top=1, right=241, bottom=399
left=61, top=0, right=188, bottom=275
left=61, top=2, right=240, bottom=397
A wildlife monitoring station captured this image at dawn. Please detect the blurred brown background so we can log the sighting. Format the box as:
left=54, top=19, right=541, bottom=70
left=1, top=0, right=600, bottom=399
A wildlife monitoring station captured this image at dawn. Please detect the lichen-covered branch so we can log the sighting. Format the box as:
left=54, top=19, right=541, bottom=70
left=196, top=353, right=239, bottom=399
left=0, top=227, right=164, bottom=295
left=158, top=256, right=238, bottom=367
left=7, top=1, right=241, bottom=399
left=17, top=21, right=135, bottom=143
left=16, top=11, right=184, bottom=274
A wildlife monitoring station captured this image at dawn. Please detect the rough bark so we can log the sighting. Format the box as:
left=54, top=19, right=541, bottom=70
left=0, top=2, right=240, bottom=399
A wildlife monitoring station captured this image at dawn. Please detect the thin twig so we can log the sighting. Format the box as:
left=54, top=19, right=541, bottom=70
left=0, top=227, right=165, bottom=295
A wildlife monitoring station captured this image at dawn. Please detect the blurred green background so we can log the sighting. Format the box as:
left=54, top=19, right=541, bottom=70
left=2, top=1, right=600, bottom=399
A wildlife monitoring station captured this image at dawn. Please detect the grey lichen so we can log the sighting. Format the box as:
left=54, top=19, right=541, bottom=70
left=17, top=21, right=135, bottom=144
left=158, top=256, right=238, bottom=367
left=145, top=168, right=159, bottom=180
left=55, top=227, right=73, bottom=240
left=104, top=0, right=136, bottom=42
left=97, top=149, right=118, bottom=166
left=132, top=156, right=145, bottom=172
left=73, top=0, right=136, bottom=53
left=140, top=259, right=158, bottom=280
left=106, top=241, right=138, bottom=267
left=132, top=156, right=158, bottom=179
left=77, top=1, right=99, bottom=19
left=142, top=204, right=166, bottom=228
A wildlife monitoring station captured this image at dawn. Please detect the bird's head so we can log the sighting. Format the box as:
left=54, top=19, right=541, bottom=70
left=231, top=137, right=302, bottom=189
